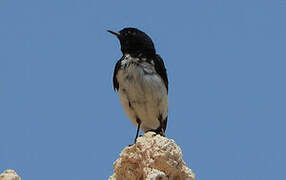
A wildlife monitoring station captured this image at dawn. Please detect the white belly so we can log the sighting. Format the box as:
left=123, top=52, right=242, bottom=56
left=117, top=61, right=168, bottom=132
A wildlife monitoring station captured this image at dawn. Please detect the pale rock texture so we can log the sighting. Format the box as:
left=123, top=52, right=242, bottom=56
left=0, top=170, right=21, bottom=180
left=109, top=132, right=195, bottom=180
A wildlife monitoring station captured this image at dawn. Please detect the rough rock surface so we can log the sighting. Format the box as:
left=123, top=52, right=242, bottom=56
left=109, top=132, right=195, bottom=180
left=0, top=170, right=21, bottom=180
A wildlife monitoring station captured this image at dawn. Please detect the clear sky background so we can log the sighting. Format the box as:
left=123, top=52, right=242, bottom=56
left=0, top=0, right=285, bottom=179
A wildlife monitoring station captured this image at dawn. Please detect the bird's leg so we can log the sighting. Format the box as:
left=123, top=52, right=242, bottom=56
left=134, top=118, right=141, bottom=143
left=146, top=114, right=166, bottom=136
left=146, top=127, right=164, bottom=137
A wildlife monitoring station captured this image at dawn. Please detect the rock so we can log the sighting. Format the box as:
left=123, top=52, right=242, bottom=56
left=109, top=132, right=195, bottom=180
left=0, top=170, right=21, bottom=180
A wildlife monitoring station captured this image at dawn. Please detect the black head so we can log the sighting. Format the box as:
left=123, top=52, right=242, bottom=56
left=108, top=27, right=156, bottom=57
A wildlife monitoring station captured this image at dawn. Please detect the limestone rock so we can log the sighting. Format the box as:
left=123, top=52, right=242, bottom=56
left=109, top=132, right=195, bottom=180
left=0, top=170, right=21, bottom=180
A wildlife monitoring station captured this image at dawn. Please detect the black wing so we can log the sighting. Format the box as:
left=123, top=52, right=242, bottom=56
left=154, top=54, right=168, bottom=92
left=113, top=57, right=123, bottom=91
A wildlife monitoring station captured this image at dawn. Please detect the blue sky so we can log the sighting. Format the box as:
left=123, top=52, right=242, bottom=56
left=0, top=0, right=285, bottom=179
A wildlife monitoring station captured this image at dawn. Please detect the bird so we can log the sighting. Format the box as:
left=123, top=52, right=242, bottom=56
left=108, top=27, right=168, bottom=143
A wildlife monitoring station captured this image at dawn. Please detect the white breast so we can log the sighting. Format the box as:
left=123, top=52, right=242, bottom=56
left=117, top=55, right=168, bottom=132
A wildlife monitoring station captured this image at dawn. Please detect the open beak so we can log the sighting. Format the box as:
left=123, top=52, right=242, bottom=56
left=107, top=30, right=120, bottom=37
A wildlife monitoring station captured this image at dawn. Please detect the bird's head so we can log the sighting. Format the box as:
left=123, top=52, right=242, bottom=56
left=108, top=27, right=156, bottom=57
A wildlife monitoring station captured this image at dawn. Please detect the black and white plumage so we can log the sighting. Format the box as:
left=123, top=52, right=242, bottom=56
left=108, top=28, right=168, bottom=143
